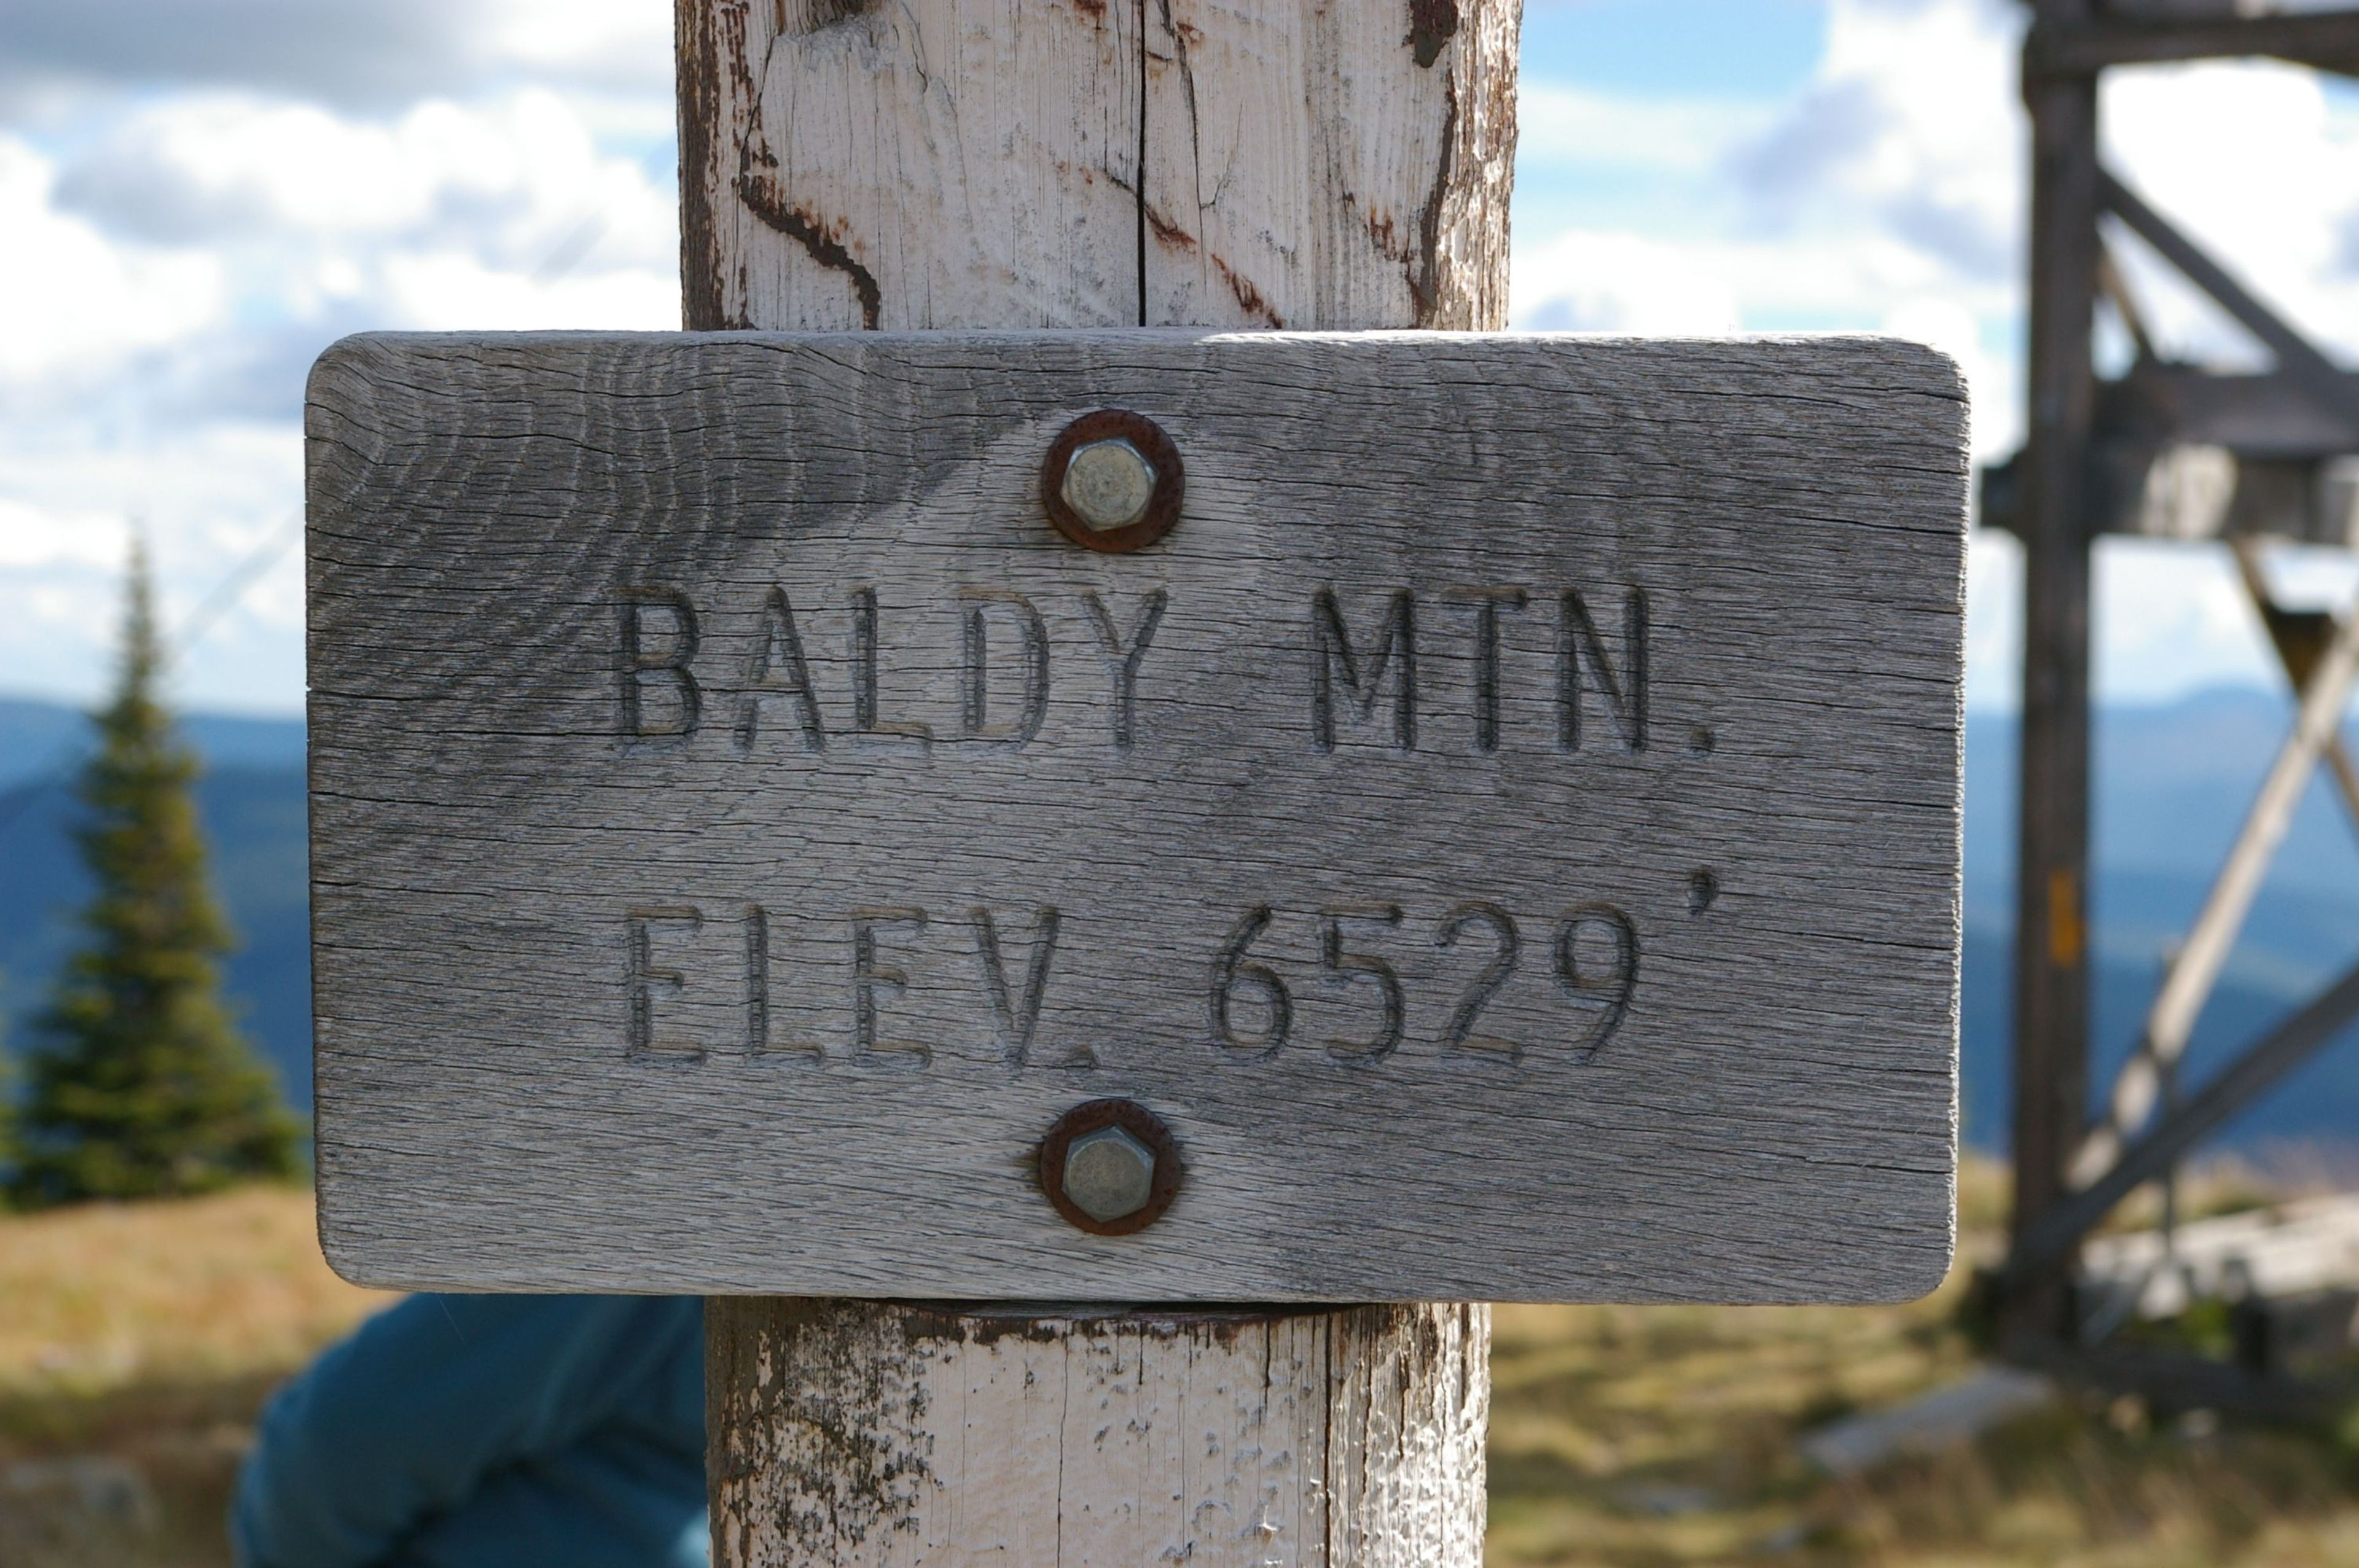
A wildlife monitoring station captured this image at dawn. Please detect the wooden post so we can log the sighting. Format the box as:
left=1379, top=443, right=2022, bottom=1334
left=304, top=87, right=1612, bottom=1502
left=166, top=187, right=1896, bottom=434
left=2008, top=0, right=2101, bottom=1343
left=675, top=4, right=1518, bottom=1561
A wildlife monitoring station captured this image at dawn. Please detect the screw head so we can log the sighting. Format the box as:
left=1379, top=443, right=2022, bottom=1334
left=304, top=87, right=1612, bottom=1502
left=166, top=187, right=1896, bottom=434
left=1036, top=1098, right=1183, bottom=1236
left=1060, top=439, right=1159, bottom=532
left=1039, top=410, right=1185, bottom=554
left=1061, top=1126, right=1156, bottom=1222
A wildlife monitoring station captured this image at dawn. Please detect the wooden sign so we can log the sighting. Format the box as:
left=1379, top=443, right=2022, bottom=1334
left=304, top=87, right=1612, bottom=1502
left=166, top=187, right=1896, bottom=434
left=306, top=330, right=1967, bottom=1302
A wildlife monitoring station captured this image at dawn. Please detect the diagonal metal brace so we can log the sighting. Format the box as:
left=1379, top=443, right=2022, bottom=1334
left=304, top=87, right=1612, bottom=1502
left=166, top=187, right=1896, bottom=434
left=2233, top=542, right=2359, bottom=835
left=2073, top=574, right=2359, bottom=1187
left=2012, top=956, right=2359, bottom=1284
left=2097, top=168, right=2359, bottom=431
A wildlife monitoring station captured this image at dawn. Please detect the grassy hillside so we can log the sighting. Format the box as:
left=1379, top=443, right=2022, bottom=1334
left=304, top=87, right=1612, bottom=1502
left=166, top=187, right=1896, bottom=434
left=3, top=1177, right=2356, bottom=1567
left=0, top=1187, right=389, bottom=1567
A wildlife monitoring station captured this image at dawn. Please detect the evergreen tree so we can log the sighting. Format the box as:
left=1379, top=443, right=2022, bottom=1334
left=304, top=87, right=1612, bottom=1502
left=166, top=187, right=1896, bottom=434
left=0, top=1024, right=17, bottom=1209
left=10, top=542, right=299, bottom=1206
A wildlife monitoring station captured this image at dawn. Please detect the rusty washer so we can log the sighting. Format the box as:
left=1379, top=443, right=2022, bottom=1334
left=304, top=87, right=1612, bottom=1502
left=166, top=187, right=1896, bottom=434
left=1036, top=1098, right=1183, bottom=1236
left=1040, top=410, right=1184, bottom=554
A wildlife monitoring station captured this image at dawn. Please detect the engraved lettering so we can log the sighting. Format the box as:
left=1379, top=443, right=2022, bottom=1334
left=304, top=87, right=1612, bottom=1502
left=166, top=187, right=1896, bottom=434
left=1319, top=903, right=1405, bottom=1063
left=1555, top=905, right=1640, bottom=1061
left=971, top=906, right=1073, bottom=1067
left=620, top=591, right=700, bottom=739
left=851, top=588, right=933, bottom=743
left=745, top=904, right=821, bottom=1056
left=1557, top=588, right=1648, bottom=752
left=1436, top=902, right=1520, bottom=1059
left=625, top=905, right=704, bottom=1060
left=1210, top=905, right=1291, bottom=1056
left=745, top=903, right=769, bottom=1051
left=851, top=907, right=929, bottom=1064
left=1081, top=590, right=1168, bottom=752
left=1447, top=587, right=1527, bottom=754
left=1312, top=588, right=1417, bottom=751
left=738, top=587, right=825, bottom=752
left=959, top=589, right=1050, bottom=745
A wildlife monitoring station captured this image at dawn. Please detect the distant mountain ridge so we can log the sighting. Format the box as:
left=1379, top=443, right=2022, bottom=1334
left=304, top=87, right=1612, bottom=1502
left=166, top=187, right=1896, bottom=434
left=0, top=696, right=306, bottom=791
left=2, top=688, right=2356, bottom=1150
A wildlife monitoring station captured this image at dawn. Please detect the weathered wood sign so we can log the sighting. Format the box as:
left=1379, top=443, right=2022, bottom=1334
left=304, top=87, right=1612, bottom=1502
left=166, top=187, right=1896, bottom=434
left=307, top=329, right=1967, bottom=1302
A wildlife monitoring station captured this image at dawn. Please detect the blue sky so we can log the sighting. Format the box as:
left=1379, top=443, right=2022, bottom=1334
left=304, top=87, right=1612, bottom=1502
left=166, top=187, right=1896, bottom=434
left=1527, top=0, right=1828, bottom=95
left=1519, top=0, right=1829, bottom=245
left=1, top=0, right=2356, bottom=717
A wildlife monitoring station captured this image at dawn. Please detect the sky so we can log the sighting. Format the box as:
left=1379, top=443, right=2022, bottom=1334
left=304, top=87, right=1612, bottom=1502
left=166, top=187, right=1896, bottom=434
left=1, top=0, right=2357, bottom=717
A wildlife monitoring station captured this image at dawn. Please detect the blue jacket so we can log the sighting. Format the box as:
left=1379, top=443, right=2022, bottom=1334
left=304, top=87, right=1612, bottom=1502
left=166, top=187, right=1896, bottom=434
left=232, top=1295, right=706, bottom=1568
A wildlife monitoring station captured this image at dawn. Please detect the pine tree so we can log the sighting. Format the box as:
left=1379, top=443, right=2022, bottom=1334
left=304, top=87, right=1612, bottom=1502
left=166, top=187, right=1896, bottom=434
left=10, top=542, right=300, bottom=1206
left=0, top=1029, right=17, bottom=1209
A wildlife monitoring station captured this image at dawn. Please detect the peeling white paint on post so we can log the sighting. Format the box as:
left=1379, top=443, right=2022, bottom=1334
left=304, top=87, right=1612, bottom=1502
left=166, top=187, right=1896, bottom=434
left=668, top=2, right=1520, bottom=1561
left=706, top=1300, right=1489, bottom=1568
left=675, top=0, right=1519, bottom=333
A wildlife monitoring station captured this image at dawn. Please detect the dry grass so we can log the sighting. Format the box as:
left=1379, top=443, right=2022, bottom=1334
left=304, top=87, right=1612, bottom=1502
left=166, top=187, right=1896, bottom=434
left=0, top=1168, right=2353, bottom=1566
left=1486, top=1158, right=2359, bottom=1566
left=0, top=1185, right=392, bottom=1567
left=1487, top=1286, right=2359, bottom=1567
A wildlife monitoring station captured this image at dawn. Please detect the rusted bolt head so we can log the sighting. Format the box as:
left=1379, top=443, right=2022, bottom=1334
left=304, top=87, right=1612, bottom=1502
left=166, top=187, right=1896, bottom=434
left=1060, top=439, right=1158, bottom=532
left=1037, top=1098, right=1183, bottom=1236
left=1062, top=1126, right=1156, bottom=1222
left=1040, top=410, right=1185, bottom=554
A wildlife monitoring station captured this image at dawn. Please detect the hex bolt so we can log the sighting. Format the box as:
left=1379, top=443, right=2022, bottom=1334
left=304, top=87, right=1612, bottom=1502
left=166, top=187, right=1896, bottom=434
left=1037, top=1098, right=1183, bottom=1235
left=1060, top=439, right=1159, bottom=532
left=1060, top=1126, right=1157, bottom=1223
left=1039, top=411, right=1185, bottom=554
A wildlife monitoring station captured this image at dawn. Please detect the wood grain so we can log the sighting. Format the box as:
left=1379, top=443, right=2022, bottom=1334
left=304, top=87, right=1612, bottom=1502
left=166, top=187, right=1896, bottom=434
left=706, top=1298, right=1489, bottom=1568
left=306, top=329, right=1969, bottom=1302
left=670, top=9, right=1519, bottom=1551
left=675, top=0, right=1517, bottom=333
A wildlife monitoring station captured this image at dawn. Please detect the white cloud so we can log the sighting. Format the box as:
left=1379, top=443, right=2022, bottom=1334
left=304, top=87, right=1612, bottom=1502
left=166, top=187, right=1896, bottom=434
left=0, top=497, right=126, bottom=571
left=482, top=0, right=674, bottom=93
left=0, top=0, right=671, bottom=115
left=1795, top=0, right=2023, bottom=265
left=1513, top=0, right=2027, bottom=453
left=55, top=88, right=676, bottom=269
left=1966, top=534, right=2299, bottom=713
left=0, top=82, right=680, bottom=712
left=1513, top=231, right=1745, bottom=333
left=0, top=421, right=307, bottom=709
left=380, top=249, right=677, bottom=331
left=2094, top=539, right=2279, bottom=701
left=1517, top=226, right=2008, bottom=332
left=0, top=138, right=223, bottom=390
left=2102, top=60, right=2359, bottom=370
left=1517, top=85, right=1774, bottom=176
